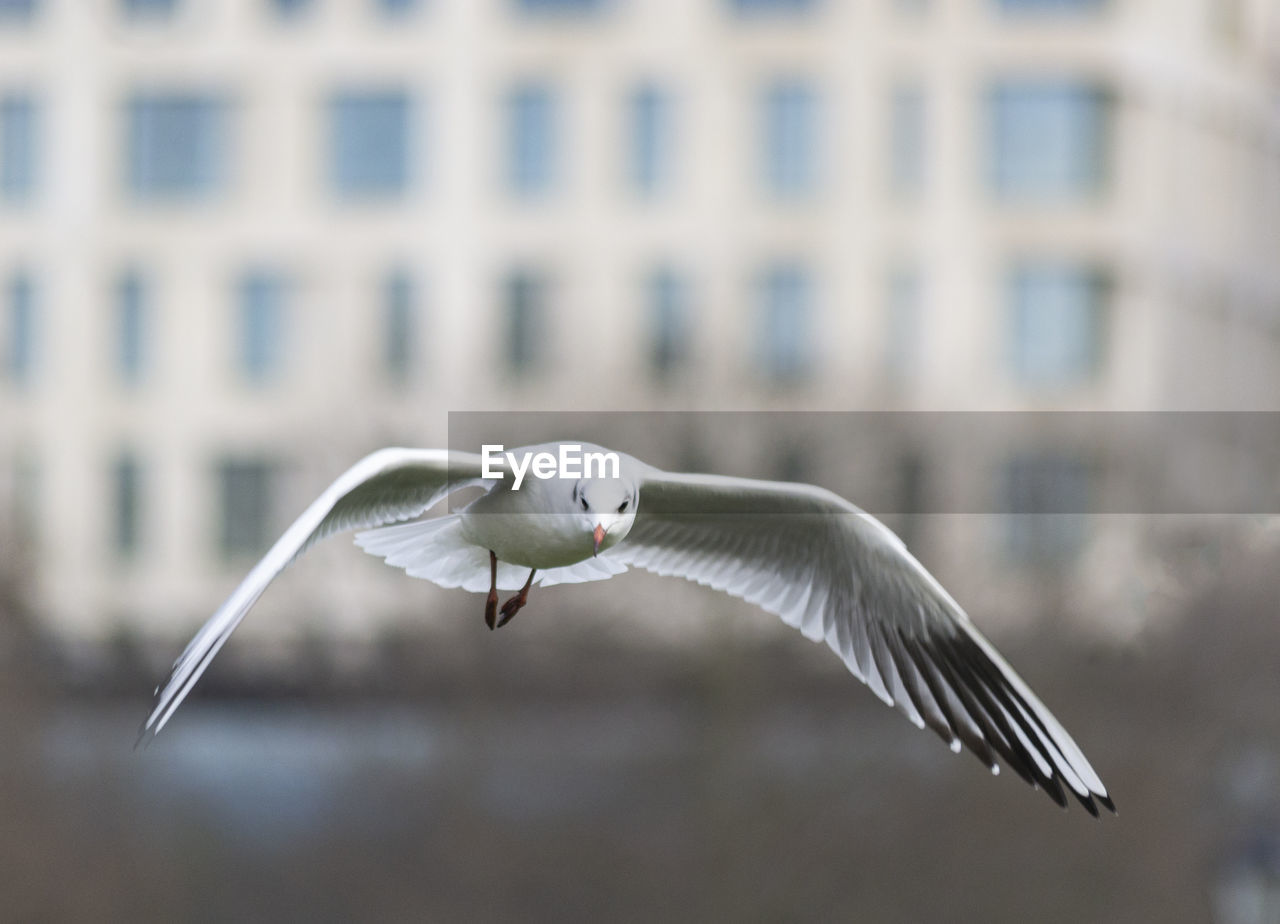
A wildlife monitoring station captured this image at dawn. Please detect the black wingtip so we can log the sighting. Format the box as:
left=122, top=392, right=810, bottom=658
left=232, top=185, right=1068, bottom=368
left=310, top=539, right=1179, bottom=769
left=1097, top=793, right=1117, bottom=815
left=1041, top=774, right=1069, bottom=809
left=1074, top=791, right=1100, bottom=818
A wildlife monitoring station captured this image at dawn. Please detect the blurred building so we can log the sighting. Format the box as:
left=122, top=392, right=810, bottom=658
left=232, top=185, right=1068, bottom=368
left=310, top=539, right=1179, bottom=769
left=0, top=0, right=1279, bottom=645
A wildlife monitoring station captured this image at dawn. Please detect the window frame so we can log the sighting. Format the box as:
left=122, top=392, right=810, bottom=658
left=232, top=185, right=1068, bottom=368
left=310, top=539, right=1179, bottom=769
left=327, top=88, right=414, bottom=200
left=506, top=82, right=559, bottom=198
left=987, top=76, right=1111, bottom=202
left=0, top=93, right=37, bottom=203
left=237, top=269, right=289, bottom=386
left=125, top=91, right=230, bottom=201
left=761, top=77, right=819, bottom=200
left=757, top=262, right=815, bottom=385
left=1006, top=259, right=1109, bottom=388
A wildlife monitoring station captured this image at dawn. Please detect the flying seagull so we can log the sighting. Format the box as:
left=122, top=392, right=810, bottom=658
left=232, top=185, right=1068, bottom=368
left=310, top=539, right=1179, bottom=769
left=141, top=442, right=1114, bottom=815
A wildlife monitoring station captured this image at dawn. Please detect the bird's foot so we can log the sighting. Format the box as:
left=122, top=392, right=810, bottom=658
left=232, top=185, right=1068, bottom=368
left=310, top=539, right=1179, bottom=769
left=495, top=589, right=529, bottom=629
left=484, top=588, right=499, bottom=631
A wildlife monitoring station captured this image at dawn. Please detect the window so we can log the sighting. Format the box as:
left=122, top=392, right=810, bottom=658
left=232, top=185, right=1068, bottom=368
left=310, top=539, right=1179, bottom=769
left=1003, top=453, right=1092, bottom=564
left=762, top=79, right=818, bottom=198
left=885, top=264, right=923, bottom=383
left=383, top=268, right=417, bottom=386
left=238, top=270, right=287, bottom=384
left=6, top=449, right=39, bottom=543
left=514, top=0, right=608, bottom=14
left=773, top=443, right=813, bottom=483
left=217, top=458, right=278, bottom=559
left=126, top=93, right=228, bottom=200
left=1, top=95, right=37, bottom=203
left=647, top=267, right=689, bottom=376
left=507, top=84, right=557, bottom=197
left=505, top=270, right=546, bottom=374
left=1008, top=261, right=1106, bottom=386
left=758, top=263, right=813, bottom=383
left=729, top=0, right=819, bottom=15
left=996, top=0, right=1105, bottom=14
left=0, top=0, right=37, bottom=24
left=989, top=79, right=1108, bottom=200
left=628, top=84, right=674, bottom=198
left=116, top=270, right=148, bottom=386
left=889, top=83, right=925, bottom=196
left=893, top=449, right=926, bottom=550
left=376, top=0, right=419, bottom=16
left=121, top=0, right=179, bottom=19
left=4, top=271, right=34, bottom=387
left=894, top=0, right=930, bottom=15
left=111, top=452, right=142, bottom=559
left=270, top=0, right=313, bottom=18
left=328, top=91, right=412, bottom=198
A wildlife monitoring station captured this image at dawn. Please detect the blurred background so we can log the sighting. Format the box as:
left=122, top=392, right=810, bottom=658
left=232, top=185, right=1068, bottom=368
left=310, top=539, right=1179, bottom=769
left=2, top=0, right=1280, bottom=920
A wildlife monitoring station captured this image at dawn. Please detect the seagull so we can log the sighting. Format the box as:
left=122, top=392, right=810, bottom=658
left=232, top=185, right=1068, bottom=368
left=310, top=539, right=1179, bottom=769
left=140, top=442, right=1114, bottom=815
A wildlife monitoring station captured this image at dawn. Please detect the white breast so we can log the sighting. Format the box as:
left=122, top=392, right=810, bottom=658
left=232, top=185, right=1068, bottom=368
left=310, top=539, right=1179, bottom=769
left=459, top=481, right=596, bottom=570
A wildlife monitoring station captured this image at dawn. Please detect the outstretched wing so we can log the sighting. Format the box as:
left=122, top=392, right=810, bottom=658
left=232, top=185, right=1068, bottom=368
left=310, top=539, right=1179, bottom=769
left=140, top=448, right=486, bottom=741
left=615, top=470, right=1113, bottom=815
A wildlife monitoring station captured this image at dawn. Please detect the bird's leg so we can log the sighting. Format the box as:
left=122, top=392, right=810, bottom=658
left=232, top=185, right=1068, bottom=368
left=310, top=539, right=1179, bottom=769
left=484, top=550, right=500, bottom=631
left=496, top=568, right=537, bottom=629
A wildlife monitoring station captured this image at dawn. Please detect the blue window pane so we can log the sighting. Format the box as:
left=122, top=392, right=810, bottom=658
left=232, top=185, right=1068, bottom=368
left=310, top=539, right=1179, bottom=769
left=507, top=84, right=557, bottom=197
left=514, top=0, right=607, bottom=14
left=9, top=449, right=39, bottom=542
left=270, top=0, right=313, bottom=18
left=1003, top=453, right=1092, bottom=564
left=383, top=269, right=417, bottom=385
left=0, top=95, right=37, bottom=202
left=217, top=458, right=278, bottom=559
left=885, top=265, right=923, bottom=382
left=4, top=271, right=34, bottom=386
left=729, top=0, right=818, bottom=15
left=629, top=84, right=673, bottom=197
left=375, top=0, right=419, bottom=18
left=238, top=271, right=287, bottom=384
left=505, top=270, right=545, bottom=373
left=990, top=79, right=1108, bottom=199
left=648, top=268, right=689, bottom=375
left=894, top=0, right=930, bottom=15
left=758, top=264, right=813, bottom=383
left=329, top=91, right=412, bottom=198
left=762, top=79, right=817, bottom=198
left=1008, top=261, right=1106, bottom=386
left=127, top=93, right=228, bottom=200
left=997, top=0, right=1105, bottom=14
left=112, top=452, right=142, bottom=559
left=121, top=0, right=179, bottom=20
left=0, top=0, right=37, bottom=24
left=116, top=270, right=147, bottom=386
left=890, top=84, right=925, bottom=196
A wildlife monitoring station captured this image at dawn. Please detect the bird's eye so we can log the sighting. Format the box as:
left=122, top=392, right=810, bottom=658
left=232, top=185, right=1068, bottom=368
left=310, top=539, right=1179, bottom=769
left=617, top=499, right=629, bottom=513
left=580, top=496, right=590, bottom=511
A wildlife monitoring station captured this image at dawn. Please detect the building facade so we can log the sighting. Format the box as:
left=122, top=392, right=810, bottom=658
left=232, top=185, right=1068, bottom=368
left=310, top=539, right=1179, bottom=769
left=1, top=0, right=1278, bottom=647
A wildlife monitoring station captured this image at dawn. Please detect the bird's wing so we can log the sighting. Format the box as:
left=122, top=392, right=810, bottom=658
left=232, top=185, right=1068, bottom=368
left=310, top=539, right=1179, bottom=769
left=141, top=448, right=486, bottom=740
left=615, top=470, right=1113, bottom=815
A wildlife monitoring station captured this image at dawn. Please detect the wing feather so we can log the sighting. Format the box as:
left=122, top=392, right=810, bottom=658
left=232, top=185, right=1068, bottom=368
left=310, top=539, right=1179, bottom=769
left=617, top=469, right=1112, bottom=813
left=140, top=448, right=485, bottom=741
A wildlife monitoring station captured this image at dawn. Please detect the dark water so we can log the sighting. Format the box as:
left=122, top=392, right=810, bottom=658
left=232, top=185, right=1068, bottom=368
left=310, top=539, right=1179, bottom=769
left=3, top=596, right=1276, bottom=924
left=37, top=698, right=912, bottom=846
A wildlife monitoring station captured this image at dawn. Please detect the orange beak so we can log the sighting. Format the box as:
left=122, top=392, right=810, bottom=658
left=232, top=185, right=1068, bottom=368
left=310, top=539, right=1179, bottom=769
left=592, top=524, right=607, bottom=556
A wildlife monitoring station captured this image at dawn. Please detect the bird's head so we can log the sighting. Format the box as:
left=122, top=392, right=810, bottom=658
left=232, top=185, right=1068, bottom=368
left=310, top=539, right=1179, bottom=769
left=571, top=476, right=638, bottom=556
